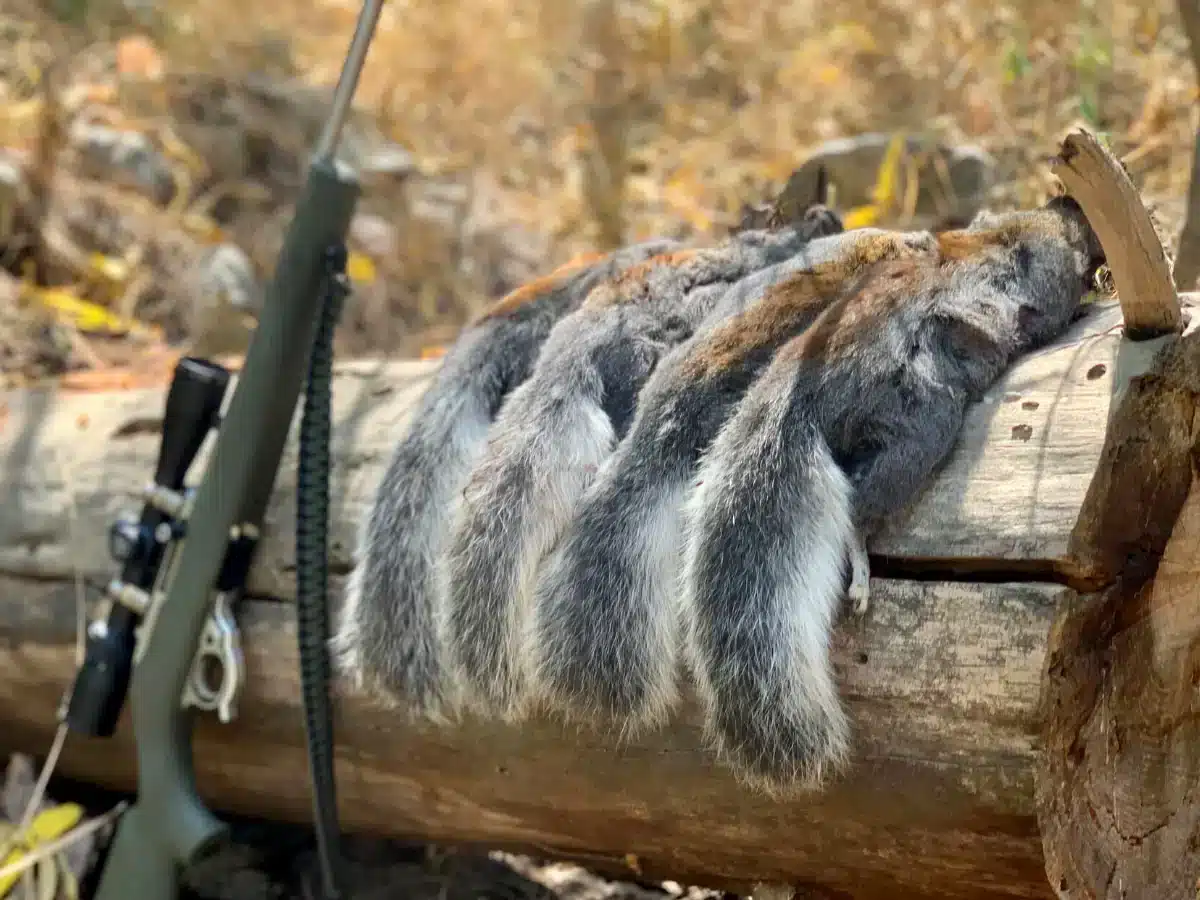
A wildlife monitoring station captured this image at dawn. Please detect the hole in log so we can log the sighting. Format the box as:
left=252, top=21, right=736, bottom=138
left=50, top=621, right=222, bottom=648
left=1086, top=363, right=1107, bottom=380
left=1011, top=424, right=1033, bottom=441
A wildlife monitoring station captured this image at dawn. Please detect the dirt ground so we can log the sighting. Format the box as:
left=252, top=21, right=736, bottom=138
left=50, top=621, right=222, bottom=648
left=4, top=762, right=722, bottom=900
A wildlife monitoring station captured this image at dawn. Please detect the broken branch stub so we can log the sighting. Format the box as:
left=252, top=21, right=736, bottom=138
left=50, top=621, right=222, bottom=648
left=1050, top=128, right=1182, bottom=340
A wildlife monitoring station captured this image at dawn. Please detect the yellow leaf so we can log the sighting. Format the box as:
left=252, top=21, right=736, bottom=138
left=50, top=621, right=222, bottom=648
left=347, top=253, right=377, bottom=284
left=88, top=253, right=131, bottom=284
left=31, top=287, right=154, bottom=337
left=0, top=804, right=84, bottom=896
left=815, top=63, right=842, bottom=86
left=869, top=132, right=907, bottom=215
left=843, top=205, right=879, bottom=229
left=27, top=805, right=84, bottom=844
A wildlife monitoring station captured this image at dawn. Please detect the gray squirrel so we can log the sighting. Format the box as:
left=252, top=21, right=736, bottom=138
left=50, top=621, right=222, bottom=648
left=332, top=241, right=684, bottom=718
left=677, top=194, right=1104, bottom=792
left=438, top=207, right=846, bottom=718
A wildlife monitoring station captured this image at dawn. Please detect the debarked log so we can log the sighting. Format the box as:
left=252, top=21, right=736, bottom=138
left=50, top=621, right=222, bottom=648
left=0, top=297, right=1198, bottom=900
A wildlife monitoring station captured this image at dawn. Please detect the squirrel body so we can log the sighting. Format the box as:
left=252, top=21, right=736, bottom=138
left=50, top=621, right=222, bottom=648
left=679, top=196, right=1105, bottom=792
left=439, top=209, right=846, bottom=718
left=526, top=226, right=941, bottom=731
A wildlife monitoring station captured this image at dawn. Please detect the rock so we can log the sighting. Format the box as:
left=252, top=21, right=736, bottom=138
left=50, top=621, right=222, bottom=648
left=194, top=243, right=262, bottom=314
left=765, top=133, right=996, bottom=230
left=350, top=214, right=399, bottom=259
left=0, top=154, right=24, bottom=243
left=68, top=122, right=176, bottom=206
left=183, top=243, right=262, bottom=358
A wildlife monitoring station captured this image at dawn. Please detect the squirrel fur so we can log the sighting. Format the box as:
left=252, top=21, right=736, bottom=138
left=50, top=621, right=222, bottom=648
left=526, top=226, right=941, bottom=733
left=439, top=207, right=846, bottom=719
left=338, top=191, right=1105, bottom=798
left=333, top=240, right=682, bottom=717
left=678, top=195, right=1105, bottom=793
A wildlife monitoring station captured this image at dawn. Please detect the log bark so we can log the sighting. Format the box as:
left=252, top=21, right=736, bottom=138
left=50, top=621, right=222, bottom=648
left=1039, top=331, right=1200, bottom=900
left=1, top=299, right=1199, bottom=900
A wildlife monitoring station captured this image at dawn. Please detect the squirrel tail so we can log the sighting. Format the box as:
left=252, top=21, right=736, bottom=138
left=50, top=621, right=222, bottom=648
left=439, top=331, right=620, bottom=719
left=527, top=439, right=688, bottom=733
left=332, top=325, right=526, bottom=720
left=681, top=373, right=854, bottom=793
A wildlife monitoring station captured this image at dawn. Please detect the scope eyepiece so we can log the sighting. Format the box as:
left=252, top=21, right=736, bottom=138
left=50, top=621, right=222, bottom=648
left=156, top=357, right=232, bottom=491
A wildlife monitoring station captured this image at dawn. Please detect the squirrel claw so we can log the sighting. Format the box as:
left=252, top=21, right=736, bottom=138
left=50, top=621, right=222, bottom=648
left=847, top=531, right=871, bottom=617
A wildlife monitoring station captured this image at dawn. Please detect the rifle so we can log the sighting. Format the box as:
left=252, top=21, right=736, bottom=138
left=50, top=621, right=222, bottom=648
left=53, top=2, right=387, bottom=897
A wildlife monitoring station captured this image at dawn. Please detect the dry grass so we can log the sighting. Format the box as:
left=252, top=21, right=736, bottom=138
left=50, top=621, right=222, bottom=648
left=217, top=0, right=1192, bottom=236
left=0, top=0, right=1196, bottom=372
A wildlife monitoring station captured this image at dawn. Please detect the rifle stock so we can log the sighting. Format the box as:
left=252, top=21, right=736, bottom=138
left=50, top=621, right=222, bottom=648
left=92, top=157, right=361, bottom=900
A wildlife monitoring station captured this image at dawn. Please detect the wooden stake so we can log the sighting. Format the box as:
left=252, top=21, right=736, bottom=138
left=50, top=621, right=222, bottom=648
left=1051, top=128, right=1182, bottom=340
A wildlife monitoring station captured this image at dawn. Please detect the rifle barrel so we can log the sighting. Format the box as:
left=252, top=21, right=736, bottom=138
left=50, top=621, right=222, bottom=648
left=315, top=0, right=387, bottom=162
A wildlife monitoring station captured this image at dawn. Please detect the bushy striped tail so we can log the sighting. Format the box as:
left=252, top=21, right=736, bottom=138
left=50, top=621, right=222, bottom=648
left=439, top=360, right=617, bottom=718
left=527, top=439, right=688, bottom=732
left=680, top=377, right=855, bottom=793
left=333, top=326, right=509, bottom=719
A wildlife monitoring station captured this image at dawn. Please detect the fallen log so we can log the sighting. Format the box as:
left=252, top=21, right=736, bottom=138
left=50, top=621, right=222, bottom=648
left=0, top=292, right=1198, bottom=900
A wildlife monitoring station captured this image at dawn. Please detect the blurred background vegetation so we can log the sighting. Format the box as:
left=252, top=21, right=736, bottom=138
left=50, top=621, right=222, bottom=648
left=0, top=0, right=1193, bottom=385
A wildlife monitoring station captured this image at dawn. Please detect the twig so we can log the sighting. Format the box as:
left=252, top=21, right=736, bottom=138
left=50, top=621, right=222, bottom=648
left=577, top=0, right=628, bottom=251
left=1050, top=128, right=1182, bottom=340
left=0, top=802, right=127, bottom=886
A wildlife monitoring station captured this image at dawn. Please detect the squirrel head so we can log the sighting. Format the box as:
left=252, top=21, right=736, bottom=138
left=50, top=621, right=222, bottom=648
left=1044, top=193, right=1107, bottom=290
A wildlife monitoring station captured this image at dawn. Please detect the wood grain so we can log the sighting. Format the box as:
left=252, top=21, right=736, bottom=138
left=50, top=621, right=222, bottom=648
left=1037, top=328, right=1200, bottom=900
left=1, top=577, right=1065, bottom=900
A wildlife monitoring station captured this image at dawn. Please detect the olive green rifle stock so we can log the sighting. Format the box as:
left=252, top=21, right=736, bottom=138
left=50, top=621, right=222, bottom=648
left=81, top=2, right=386, bottom=897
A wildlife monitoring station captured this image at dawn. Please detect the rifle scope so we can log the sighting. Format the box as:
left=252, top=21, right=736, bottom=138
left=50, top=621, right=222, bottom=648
left=64, top=356, right=231, bottom=737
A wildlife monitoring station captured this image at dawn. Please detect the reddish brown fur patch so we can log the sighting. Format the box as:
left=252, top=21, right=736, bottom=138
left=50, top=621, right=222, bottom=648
left=583, top=249, right=705, bottom=310
left=936, top=228, right=1011, bottom=262
left=937, top=212, right=1065, bottom=263
left=682, top=268, right=845, bottom=380
left=477, top=251, right=609, bottom=321
left=778, top=257, right=926, bottom=364
left=682, top=232, right=937, bottom=379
